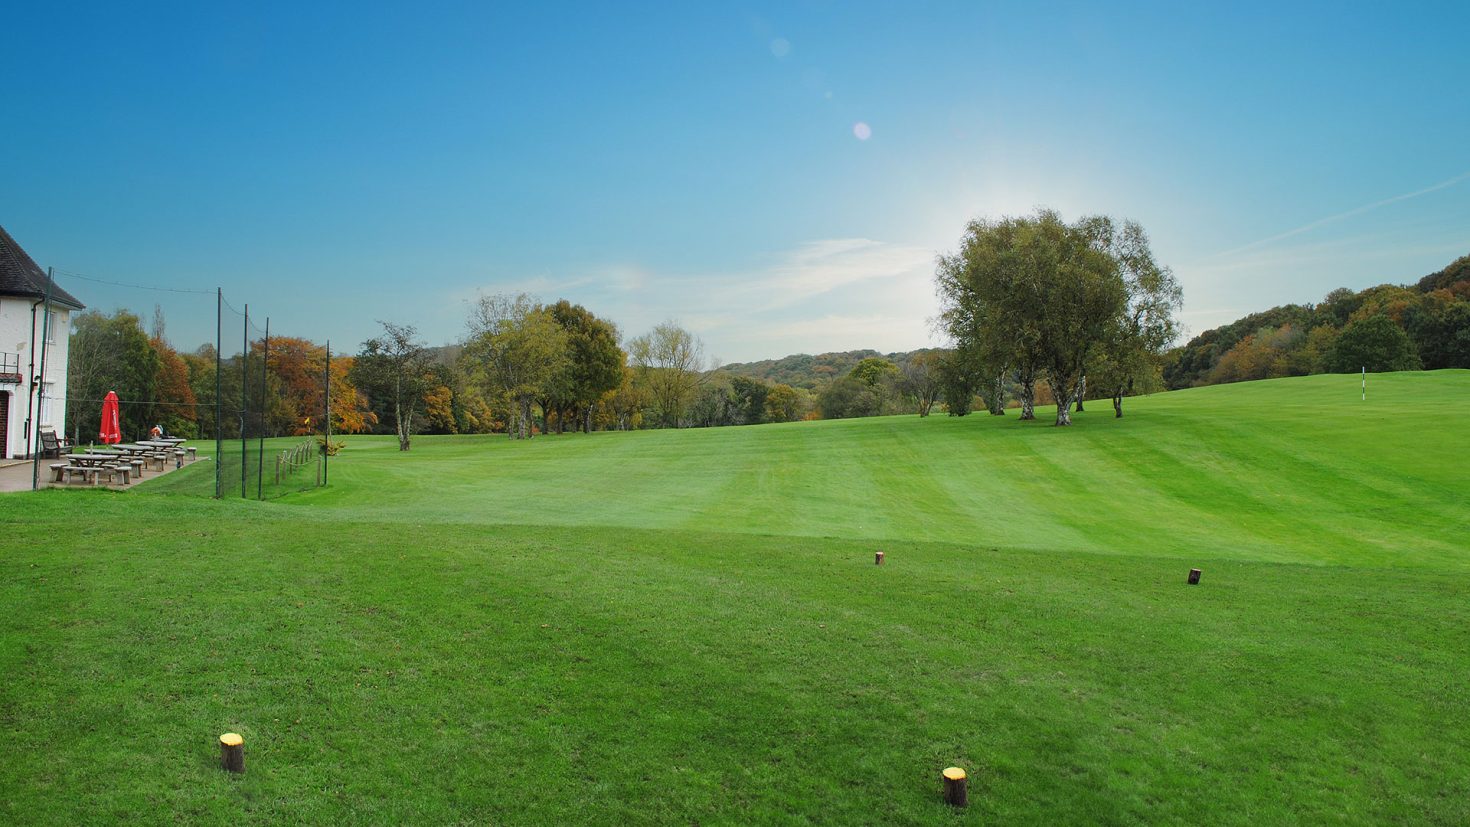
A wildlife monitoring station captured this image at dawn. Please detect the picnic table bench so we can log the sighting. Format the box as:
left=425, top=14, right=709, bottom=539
left=138, top=440, right=192, bottom=467
left=102, top=445, right=155, bottom=471
left=50, top=454, right=133, bottom=486
left=38, top=430, right=73, bottom=459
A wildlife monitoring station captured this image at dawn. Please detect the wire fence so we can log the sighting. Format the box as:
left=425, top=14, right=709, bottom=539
left=214, top=291, right=333, bottom=500
left=25, top=268, right=331, bottom=499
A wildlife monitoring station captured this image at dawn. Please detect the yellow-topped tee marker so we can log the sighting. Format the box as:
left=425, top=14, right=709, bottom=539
left=219, top=732, right=245, bottom=773
left=942, top=766, right=968, bottom=807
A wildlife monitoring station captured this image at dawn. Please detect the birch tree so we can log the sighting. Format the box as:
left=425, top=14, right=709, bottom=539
left=936, top=215, right=1045, bottom=419
left=897, top=351, right=941, bottom=416
left=628, top=321, right=706, bottom=428
left=1031, top=212, right=1126, bottom=426
left=353, top=321, right=431, bottom=451
left=1082, top=216, right=1182, bottom=417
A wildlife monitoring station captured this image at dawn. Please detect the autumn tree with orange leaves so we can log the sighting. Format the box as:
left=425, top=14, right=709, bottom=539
left=251, top=337, right=373, bottom=435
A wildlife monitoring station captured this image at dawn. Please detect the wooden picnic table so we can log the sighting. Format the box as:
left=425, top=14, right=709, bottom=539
left=91, top=443, right=168, bottom=470
left=67, top=453, right=128, bottom=467
left=88, top=447, right=151, bottom=471
left=51, top=453, right=137, bottom=486
left=139, top=440, right=195, bottom=468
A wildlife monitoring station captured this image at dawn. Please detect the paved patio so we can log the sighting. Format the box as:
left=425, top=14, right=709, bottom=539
left=0, top=455, right=204, bottom=493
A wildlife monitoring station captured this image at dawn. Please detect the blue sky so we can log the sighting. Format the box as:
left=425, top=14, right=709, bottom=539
left=4, top=1, right=1467, bottom=362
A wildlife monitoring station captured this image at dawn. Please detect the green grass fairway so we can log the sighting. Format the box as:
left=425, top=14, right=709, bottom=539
left=4, top=371, right=1468, bottom=824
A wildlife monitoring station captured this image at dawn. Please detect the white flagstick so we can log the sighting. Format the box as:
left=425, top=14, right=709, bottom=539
left=1362, top=366, right=1366, bottom=401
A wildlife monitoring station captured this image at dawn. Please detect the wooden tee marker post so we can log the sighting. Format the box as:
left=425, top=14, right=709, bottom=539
left=1188, top=568, right=1202, bottom=585
left=942, top=766, right=968, bottom=807
left=219, top=733, right=244, bottom=773
left=875, top=551, right=885, bottom=565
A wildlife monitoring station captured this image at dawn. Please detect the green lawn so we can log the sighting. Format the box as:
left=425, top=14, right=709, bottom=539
left=3, top=371, right=1468, bottom=823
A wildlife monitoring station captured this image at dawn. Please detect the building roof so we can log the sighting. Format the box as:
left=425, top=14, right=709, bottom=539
left=0, top=225, right=84, bottom=310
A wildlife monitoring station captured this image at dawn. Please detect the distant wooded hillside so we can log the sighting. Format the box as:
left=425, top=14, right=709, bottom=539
left=719, top=349, right=922, bottom=390
left=1164, top=252, right=1470, bottom=389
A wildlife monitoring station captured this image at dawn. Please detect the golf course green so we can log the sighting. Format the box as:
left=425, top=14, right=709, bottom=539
left=3, top=370, right=1467, bottom=823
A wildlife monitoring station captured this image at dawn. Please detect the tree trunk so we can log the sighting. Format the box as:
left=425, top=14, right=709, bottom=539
left=520, top=397, right=533, bottom=439
left=584, top=405, right=594, bottom=433
left=1114, top=377, right=1132, bottom=419
left=1075, top=374, right=1086, bottom=412
left=394, top=399, right=411, bottom=451
left=394, top=375, right=410, bottom=450
left=536, top=398, right=550, bottom=435
left=1018, top=370, right=1036, bottom=420
left=1049, top=375, right=1075, bottom=426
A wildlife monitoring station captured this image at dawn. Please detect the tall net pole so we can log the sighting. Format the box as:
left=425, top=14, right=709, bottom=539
left=241, top=304, right=248, bottom=499
left=323, top=340, right=331, bottom=487
left=258, top=317, right=269, bottom=500
left=215, top=288, right=223, bottom=498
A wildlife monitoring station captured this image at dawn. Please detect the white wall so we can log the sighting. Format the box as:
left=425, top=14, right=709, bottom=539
left=0, top=297, right=71, bottom=458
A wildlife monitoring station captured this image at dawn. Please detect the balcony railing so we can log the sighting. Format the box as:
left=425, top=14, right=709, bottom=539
left=0, top=351, right=20, bottom=384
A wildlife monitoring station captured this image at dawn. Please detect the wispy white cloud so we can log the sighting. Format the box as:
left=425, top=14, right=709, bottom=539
left=1213, top=171, right=1470, bottom=258
left=1187, top=236, right=1469, bottom=281
left=438, top=237, right=942, bottom=360
left=715, top=238, right=935, bottom=310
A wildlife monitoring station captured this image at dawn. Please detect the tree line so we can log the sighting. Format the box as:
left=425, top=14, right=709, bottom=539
left=1164, top=253, right=1470, bottom=387
left=357, top=296, right=828, bottom=450
left=64, top=299, right=847, bottom=448
left=64, top=213, right=1180, bottom=447
left=77, top=221, right=1460, bottom=445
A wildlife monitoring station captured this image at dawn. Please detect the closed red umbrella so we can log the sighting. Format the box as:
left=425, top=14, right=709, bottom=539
left=100, top=391, right=122, bottom=444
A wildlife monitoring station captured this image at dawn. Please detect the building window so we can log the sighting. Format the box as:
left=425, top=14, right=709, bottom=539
left=39, top=383, right=55, bottom=426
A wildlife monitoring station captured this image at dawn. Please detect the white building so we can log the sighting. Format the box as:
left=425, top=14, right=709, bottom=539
left=0, top=225, right=84, bottom=459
